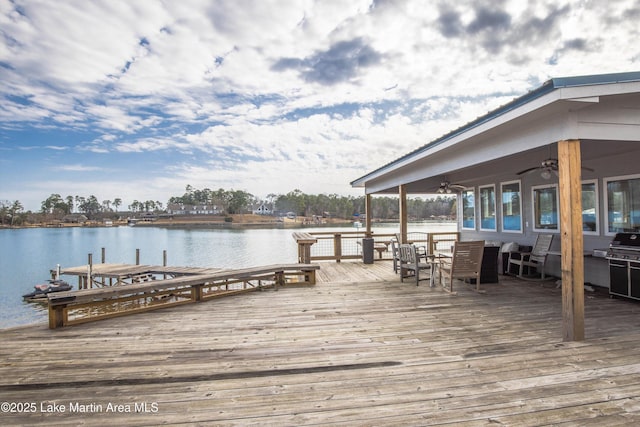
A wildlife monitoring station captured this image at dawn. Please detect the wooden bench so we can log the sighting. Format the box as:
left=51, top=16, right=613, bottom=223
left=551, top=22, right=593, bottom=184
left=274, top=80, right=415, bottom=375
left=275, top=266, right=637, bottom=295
left=48, top=263, right=320, bottom=329
left=292, top=232, right=318, bottom=263
left=373, top=242, right=389, bottom=259
left=357, top=240, right=389, bottom=259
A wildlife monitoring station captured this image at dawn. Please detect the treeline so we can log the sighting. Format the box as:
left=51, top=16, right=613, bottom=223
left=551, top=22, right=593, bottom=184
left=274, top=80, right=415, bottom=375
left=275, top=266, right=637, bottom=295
left=170, top=186, right=456, bottom=220
left=1, top=186, right=456, bottom=226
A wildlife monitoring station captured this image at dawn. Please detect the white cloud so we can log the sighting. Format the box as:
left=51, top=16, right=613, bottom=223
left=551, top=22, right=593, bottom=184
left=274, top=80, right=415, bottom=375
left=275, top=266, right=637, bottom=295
left=52, top=164, right=105, bottom=172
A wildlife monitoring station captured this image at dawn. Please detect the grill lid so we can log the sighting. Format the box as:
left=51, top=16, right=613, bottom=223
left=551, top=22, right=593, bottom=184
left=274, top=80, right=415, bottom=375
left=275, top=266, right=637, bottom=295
left=610, top=233, right=640, bottom=249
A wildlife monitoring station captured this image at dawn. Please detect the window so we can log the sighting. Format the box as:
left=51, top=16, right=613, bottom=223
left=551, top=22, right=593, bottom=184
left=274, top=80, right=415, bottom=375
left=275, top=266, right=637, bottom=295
left=532, top=184, right=558, bottom=231
left=479, top=185, right=496, bottom=231
left=462, top=188, right=475, bottom=230
left=501, top=180, right=522, bottom=233
left=581, top=180, right=598, bottom=235
left=605, top=174, right=640, bottom=234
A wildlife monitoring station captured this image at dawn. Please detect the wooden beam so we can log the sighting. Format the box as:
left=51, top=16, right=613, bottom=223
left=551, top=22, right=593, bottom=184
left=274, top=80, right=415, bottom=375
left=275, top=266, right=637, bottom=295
left=399, top=185, right=408, bottom=243
left=365, top=193, right=372, bottom=237
left=558, top=139, right=585, bottom=341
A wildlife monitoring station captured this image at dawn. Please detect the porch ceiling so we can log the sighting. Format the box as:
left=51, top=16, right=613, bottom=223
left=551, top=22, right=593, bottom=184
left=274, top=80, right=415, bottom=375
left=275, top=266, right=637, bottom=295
left=367, top=140, right=640, bottom=195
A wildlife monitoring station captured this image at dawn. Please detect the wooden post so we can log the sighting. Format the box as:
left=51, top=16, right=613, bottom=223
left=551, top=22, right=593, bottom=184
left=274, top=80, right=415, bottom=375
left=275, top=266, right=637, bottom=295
left=192, top=284, right=204, bottom=301
left=399, top=185, right=408, bottom=243
left=87, top=253, right=92, bottom=289
left=48, top=304, right=66, bottom=329
left=163, top=250, right=167, bottom=279
left=558, top=139, right=585, bottom=341
left=334, top=234, right=342, bottom=263
left=275, top=271, right=285, bottom=290
left=365, top=193, right=372, bottom=237
left=303, top=268, right=316, bottom=285
left=136, top=249, right=140, bottom=265
left=101, top=248, right=106, bottom=286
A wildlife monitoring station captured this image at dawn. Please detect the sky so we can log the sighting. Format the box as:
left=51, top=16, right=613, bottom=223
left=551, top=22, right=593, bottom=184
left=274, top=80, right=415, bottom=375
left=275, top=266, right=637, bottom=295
left=1, top=0, right=639, bottom=212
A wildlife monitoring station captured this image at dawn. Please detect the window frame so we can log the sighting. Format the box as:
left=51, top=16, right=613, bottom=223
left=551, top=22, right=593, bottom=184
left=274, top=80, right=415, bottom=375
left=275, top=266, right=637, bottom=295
left=461, top=187, right=476, bottom=230
left=532, top=183, right=560, bottom=233
left=581, top=179, right=599, bottom=236
left=500, top=180, right=523, bottom=234
left=479, top=184, right=497, bottom=232
left=604, top=173, right=640, bottom=236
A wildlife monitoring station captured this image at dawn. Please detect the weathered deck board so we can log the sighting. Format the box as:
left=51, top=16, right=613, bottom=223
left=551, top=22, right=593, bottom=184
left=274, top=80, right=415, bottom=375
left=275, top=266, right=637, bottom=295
left=2, top=260, right=640, bottom=425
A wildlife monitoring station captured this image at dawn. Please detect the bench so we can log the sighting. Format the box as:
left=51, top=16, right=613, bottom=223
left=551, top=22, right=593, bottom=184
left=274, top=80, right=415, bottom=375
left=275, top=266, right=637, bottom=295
left=292, top=232, right=318, bottom=263
left=357, top=240, right=389, bottom=259
left=373, top=242, right=389, bottom=258
left=48, top=263, right=320, bottom=329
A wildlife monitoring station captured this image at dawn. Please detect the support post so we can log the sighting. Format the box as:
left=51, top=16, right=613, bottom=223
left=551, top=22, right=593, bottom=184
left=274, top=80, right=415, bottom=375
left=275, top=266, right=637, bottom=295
left=87, top=253, right=92, bottom=290
left=399, top=185, right=408, bottom=243
left=192, top=284, right=204, bottom=301
left=163, top=250, right=167, bottom=279
left=101, top=248, right=106, bottom=286
left=365, top=193, right=372, bottom=237
left=48, top=304, right=67, bottom=329
left=136, top=249, right=140, bottom=265
left=558, top=139, right=585, bottom=341
left=334, top=233, right=342, bottom=263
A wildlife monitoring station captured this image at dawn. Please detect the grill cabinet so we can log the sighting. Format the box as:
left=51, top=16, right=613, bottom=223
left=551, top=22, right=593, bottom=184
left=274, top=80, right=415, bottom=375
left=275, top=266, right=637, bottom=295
left=606, top=233, right=640, bottom=300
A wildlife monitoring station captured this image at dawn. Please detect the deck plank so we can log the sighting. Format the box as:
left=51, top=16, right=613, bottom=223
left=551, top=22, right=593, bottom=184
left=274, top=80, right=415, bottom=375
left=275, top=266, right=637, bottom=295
left=2, top=260, right=640, bottom=425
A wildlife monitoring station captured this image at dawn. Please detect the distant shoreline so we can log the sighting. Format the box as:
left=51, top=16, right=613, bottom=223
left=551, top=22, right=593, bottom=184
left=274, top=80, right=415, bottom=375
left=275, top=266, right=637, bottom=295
left=1, top=215, right=455, bottom=230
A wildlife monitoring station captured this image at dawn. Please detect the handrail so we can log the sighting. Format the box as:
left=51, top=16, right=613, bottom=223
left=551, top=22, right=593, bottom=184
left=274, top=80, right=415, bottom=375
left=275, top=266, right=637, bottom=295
left=293, top=231, right=459, bottom=263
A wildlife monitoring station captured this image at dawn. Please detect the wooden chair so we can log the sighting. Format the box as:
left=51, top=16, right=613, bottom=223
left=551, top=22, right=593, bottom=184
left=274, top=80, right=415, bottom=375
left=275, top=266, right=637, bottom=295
left=390, top=238, right=401, bottom=274
left=507, top=234, right=553, bottom=280
left=399, top=244, right=431, bottom=286
left=439, top=241, right=485, bottom=293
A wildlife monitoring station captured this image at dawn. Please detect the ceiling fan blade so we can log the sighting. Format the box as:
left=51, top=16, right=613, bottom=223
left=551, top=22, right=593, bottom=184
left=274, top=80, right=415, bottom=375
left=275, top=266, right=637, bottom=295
left=516, top=167, right=541, bottom=175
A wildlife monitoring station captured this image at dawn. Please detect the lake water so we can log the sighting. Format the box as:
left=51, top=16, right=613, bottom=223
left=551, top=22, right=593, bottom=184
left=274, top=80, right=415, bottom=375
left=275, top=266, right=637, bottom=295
left=0, top=222, right=456, bottom=329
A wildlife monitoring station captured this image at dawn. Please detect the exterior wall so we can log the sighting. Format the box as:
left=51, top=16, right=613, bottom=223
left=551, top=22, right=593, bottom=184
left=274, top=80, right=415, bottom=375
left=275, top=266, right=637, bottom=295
left=167, top=204, right=220, bottom=215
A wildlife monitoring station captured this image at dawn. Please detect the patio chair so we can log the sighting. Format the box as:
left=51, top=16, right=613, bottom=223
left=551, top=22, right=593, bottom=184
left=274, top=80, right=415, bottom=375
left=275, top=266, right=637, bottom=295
left=390, top=238, right=401, bottom=274
left=399, top=244, right=431, bottom=286
left=439, top=241, right=485, bottom=293
left=507, top=234, right=553, bottom=280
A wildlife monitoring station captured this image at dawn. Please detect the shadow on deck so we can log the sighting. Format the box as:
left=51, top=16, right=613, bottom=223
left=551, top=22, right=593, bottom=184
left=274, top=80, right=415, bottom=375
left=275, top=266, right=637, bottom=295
left=2, top=260, right=640, bottom=425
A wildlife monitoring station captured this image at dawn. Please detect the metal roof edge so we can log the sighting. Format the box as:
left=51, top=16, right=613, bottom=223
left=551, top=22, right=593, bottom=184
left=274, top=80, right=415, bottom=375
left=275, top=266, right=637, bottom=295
left=551, top=71, right=640, bottom=88
left=351, top=71, right=640, bottom=187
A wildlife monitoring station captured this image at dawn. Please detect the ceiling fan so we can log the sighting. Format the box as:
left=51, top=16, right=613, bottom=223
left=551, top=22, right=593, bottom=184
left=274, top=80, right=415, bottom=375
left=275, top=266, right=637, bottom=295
left=517, top=158, right=594, bottom=179
left=437, top=181, right=465, bottom=194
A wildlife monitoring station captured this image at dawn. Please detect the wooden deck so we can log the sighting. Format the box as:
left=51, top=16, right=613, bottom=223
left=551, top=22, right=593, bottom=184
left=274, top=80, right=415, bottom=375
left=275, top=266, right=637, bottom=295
left=2, top=260, right=640, bottom=425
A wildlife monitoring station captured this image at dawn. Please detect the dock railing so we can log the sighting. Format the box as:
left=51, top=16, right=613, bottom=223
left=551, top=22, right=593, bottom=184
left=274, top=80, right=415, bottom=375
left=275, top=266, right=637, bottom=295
left=293, top=231, right=460, bottom=263
left=48, top=264, right=319, bottom=328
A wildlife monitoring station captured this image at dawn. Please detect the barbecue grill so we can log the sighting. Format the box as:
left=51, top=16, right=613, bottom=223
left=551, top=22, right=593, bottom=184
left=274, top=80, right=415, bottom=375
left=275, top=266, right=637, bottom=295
left=606, top=233, right=640, bottom=299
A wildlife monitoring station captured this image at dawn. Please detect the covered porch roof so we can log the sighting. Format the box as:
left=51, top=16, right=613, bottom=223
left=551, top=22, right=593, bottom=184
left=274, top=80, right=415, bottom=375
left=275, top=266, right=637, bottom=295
left=351, top=71, right=640, bottom=342
left=351, top=71, right=640, bottom=195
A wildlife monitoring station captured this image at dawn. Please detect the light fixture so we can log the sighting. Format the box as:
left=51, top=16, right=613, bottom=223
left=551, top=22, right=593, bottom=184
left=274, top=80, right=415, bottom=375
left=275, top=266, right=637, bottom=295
left=540, top=169, right=552, bottom=180
left=437, top=181, right=456, bottom=194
